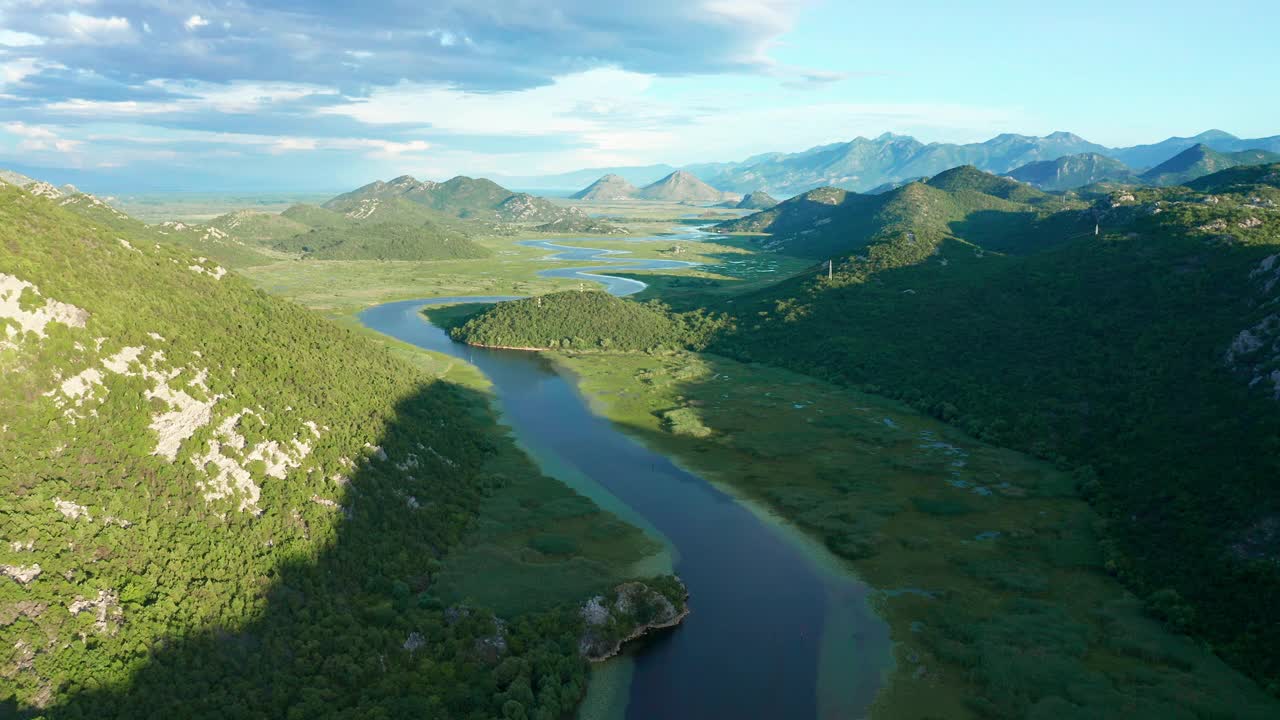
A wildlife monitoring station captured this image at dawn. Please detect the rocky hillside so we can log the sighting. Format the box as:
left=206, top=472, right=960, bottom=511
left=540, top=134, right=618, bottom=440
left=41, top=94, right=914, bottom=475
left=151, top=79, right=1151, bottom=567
left=1007, top=152, right=1138, bottom=190
left=570, top=173, right=639, bottom=201
left=635, top=171, right=738, bottom=203
left=735, top=191, right=778, bottom=209
left=1140, top=144, right=1280, bottom=186
left=0, top=184, right=659, bottom=717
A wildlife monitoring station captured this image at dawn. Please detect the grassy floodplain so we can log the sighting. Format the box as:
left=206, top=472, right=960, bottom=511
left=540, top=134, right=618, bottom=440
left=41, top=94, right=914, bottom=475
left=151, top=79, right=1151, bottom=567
left=537, top=349, right=1279, bottom=719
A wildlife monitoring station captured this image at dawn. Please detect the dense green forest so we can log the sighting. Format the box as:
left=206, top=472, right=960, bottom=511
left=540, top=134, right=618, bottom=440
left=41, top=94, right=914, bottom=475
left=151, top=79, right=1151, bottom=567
left=705, top=164, right=1280, bottom=692
left=451, top=291, right=727, bottom=352
left=0, top=187, right=669, bottom=718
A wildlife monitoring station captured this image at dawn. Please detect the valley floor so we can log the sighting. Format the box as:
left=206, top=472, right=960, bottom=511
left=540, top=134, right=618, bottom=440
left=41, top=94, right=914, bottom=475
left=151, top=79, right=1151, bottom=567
left=209, top=203, right=1277, bottom=718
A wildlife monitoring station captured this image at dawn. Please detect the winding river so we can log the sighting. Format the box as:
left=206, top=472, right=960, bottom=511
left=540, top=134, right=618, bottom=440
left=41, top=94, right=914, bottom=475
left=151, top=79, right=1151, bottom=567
left=358, top=234, right=890, bottom=719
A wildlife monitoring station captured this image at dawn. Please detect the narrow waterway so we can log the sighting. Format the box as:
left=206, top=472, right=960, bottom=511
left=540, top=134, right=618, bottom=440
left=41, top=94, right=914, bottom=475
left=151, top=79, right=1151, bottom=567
left=358, top=238, right=890, bottom=719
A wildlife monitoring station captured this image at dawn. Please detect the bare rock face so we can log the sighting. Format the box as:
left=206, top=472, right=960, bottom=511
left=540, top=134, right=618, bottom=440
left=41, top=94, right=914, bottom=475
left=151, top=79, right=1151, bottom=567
left=1226, top=254, right=1280, bottom=399
left=578, top=579, right=689, bottom=662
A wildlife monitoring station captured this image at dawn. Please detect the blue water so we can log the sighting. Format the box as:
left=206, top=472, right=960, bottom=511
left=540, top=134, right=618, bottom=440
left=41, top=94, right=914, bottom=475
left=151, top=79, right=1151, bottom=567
left=357, top=241, right=889, bottom=719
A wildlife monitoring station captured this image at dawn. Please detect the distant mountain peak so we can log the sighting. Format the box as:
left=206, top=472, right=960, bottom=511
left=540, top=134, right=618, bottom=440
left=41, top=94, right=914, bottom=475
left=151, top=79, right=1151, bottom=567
left=1195, top=129, right=1239, bottom=141
left=635, top=170, right=737, bottom=203
left=571, top=173, right=639, bottom=201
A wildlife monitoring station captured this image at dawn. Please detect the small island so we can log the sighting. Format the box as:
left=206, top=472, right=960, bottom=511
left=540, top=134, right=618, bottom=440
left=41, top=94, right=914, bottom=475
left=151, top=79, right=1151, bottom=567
left=579, top=577, right=690, bottom=662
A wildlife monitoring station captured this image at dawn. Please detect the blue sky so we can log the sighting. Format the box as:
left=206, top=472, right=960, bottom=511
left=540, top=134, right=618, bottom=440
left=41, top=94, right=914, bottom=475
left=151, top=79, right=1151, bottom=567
left=0, top=0, right=1276, bottom=191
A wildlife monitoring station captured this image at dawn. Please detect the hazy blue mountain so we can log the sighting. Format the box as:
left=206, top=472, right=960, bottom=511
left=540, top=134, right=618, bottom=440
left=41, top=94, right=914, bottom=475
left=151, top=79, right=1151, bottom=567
left=492, top=164, right=677, bottom=190
left=1139, top=144, right=1280, bottom=186
left=1007, top=153, right=1139, bottom=190
left=571, top=173, right=640, bottom=200
left=510, top=130, right=1280, bottom=198
left=635, top=171, right=738, bottom=203
left=1110, top=130, right=1280, bottom=169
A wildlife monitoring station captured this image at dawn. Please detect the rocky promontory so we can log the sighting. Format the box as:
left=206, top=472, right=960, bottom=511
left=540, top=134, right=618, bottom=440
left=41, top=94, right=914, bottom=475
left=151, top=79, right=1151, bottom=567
left=578, top=578, right=690, bottom=662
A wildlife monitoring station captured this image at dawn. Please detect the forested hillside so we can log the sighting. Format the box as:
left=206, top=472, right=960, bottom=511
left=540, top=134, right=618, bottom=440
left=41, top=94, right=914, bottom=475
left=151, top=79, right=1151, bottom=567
left=714, top=166, right=1083, bottom=260
left=705, top=165, right=1280, bottom=691
left=452, top=291, right=726, bottom=352
left=323, top=175, right=622, bottom=233
left=0, top=186, right=664, bottom=718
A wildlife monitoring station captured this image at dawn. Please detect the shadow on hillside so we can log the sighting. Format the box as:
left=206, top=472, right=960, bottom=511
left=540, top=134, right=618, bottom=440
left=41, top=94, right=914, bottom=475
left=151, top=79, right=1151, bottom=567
left=15, top=381, right=578, bottom=719
left=949, top=208, right=1092, bottom=254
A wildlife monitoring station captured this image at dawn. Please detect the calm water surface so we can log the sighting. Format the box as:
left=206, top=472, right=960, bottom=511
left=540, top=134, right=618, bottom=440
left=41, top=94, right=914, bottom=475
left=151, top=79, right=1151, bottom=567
left=358, top=237, right=889, bottom=719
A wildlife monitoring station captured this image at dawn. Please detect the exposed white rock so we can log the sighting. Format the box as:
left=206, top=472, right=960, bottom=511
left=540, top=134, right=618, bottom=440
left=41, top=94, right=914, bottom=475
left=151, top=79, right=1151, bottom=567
left=310, top=495, right=338, bottom=508
left=188, top=262, right=228, bottom=280
left=0, top=274, right=89, bottom=344
left=346, top=198, right=381, bottom=220
left=1, top=564, right=41, bottom=585
left=10, top=540, right=34, bottom=552
left=53, top=498, right=92, bottom=521
left=117, top=238, right=140, bottom=252
left=68, top=589, right=122, bottom=633
left=52, top=367, right=105, bottom=408
left=189, top=411, right=319, bottom=513
left=145, top=366, right=221, bottom=462
left=26, top=181, right=63, bottom=199
left=102, top=346, right=144, bottom=374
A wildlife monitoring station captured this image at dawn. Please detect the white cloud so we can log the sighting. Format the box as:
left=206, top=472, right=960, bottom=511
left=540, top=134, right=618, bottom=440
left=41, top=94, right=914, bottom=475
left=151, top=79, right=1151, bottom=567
left=60, top=12, right=136, bottom=45
left=0, top=29, right=45, bottom=47
left=1, top=57, right=47, bottom=86
left=2, top=121, right=82, bottom=154
left=184, top=15, right=210, bottom=31
left=324, top=68, right=653, bottom=137
left=43, top=81, right=336, bottom=117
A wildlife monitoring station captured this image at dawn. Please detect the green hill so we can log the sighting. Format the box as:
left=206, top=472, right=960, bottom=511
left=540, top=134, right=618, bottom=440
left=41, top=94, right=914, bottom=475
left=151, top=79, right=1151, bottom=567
left=323, top=175, right=618, bottom=231
left=1140, top=144, right=1280, bottom=186
left=699, top=166, right=1280, bottom=691
left=280, top=202, right=347, bottom=227
left=1006, top=153, right=1139, bottom=190
left=0, top=185, right=665, bottom=717
left=714, top=166, right=1079, bottom=260
left=452, top=291, right=725, bottom=352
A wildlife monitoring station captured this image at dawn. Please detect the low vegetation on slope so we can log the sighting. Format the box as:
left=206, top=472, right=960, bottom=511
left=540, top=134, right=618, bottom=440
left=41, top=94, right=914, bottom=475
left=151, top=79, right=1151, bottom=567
left=451, top=291, right=727, bottom=352
left=0, top=186, right=665, bottom=718
left=702, top=166, right=1280, bottom=692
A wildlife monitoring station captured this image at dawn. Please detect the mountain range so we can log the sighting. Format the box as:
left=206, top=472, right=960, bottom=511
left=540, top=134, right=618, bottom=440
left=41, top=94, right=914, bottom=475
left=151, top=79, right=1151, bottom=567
left=509, top=130, right=1280, bottom=197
